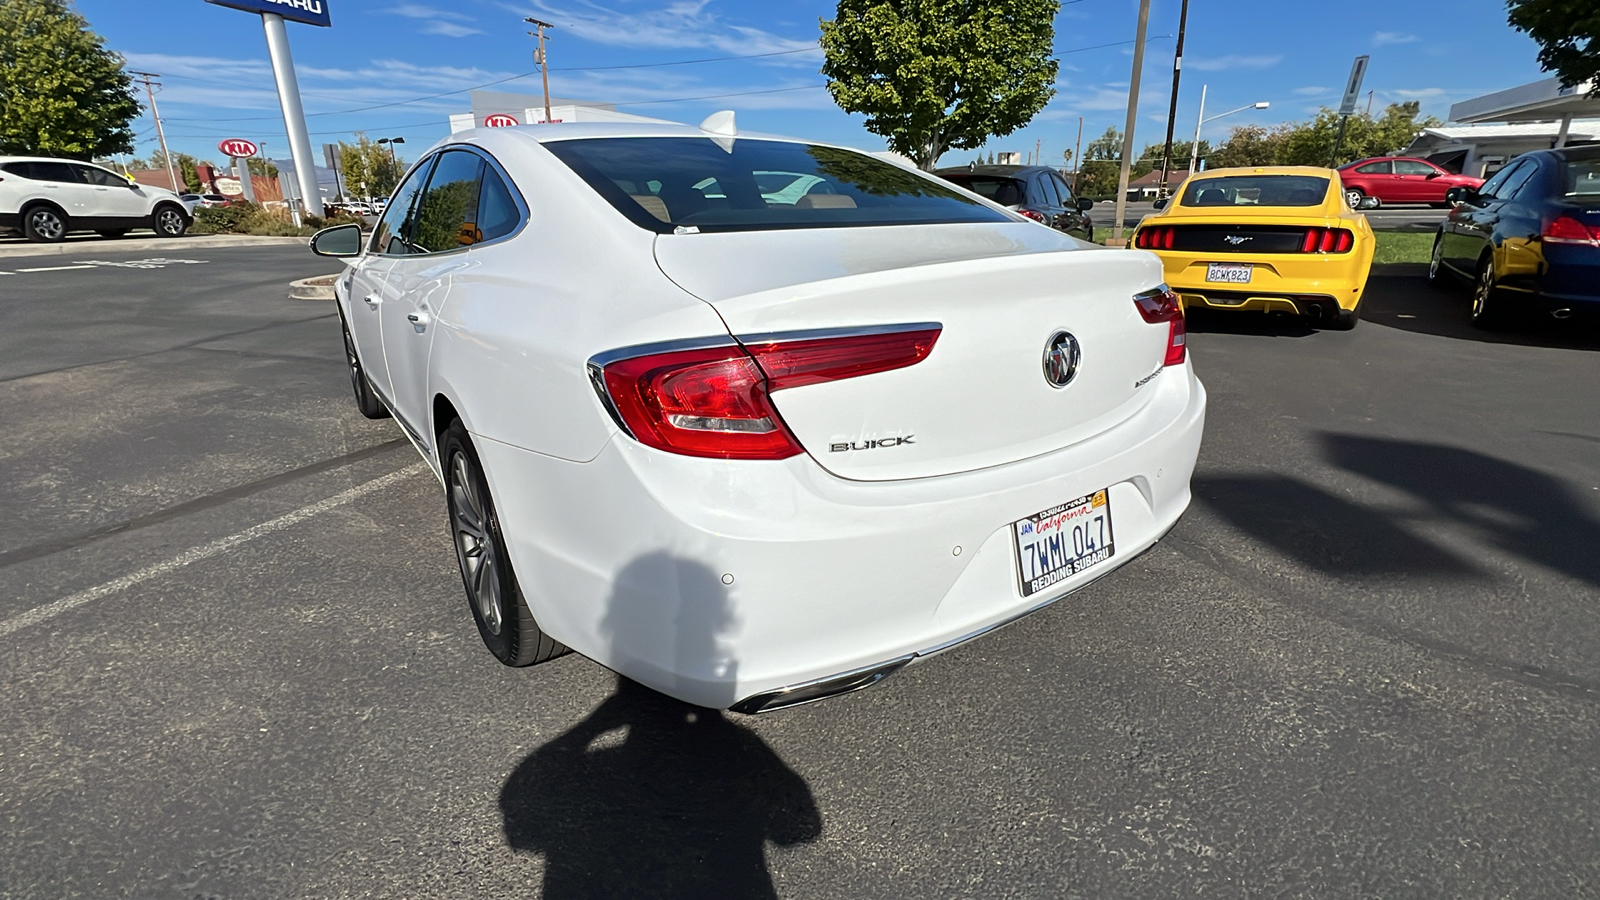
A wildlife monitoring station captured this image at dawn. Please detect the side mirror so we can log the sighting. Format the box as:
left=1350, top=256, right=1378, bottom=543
left=310, top=222, right=362, bottom=257
left=1076, top=196, right=1095, bottom=211
left=1425, top=171, right=1442, bottom=179
left=1444, top=187, right=1473, bottom=204
left=1152, top=197, right=1169, bottom=210
left=1357, top=196, right=1381, bottom=210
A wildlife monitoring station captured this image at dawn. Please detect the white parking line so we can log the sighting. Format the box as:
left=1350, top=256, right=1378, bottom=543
left=0, top=463, right=427, bottom=640
left=15, top=264, right=96, bottom=273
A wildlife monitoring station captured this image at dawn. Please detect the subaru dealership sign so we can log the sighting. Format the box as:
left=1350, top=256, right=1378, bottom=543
left=206, top=0, right=330, bottom=27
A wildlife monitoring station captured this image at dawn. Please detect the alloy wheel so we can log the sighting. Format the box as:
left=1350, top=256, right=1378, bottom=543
left=1428, top=237, right=1443, bottom=281
left=342, top=326, right=363, bottom=397
left=1472, top=260, right=1494, bottom=318
left=449, top=451, right=503, bottom=635
left=157, top=209, right=184, bottom=235
left=29, top=209, right=64, bottom=241
left=1345, top=189, right=1363, bottom=208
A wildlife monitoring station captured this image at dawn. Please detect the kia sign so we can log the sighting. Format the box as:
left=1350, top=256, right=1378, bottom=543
left=482, top=114, right=520, bottom=128
left=218, top=139, right=260, bottom=159
left=206, top=0, right=331, bottom=27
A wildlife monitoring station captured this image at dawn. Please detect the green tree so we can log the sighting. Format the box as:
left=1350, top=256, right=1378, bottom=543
left=246, top=157, right=279, bottom=179
left=1207, top=124, right=1290, bottom=168
left=1206, top=103, right=1438, bottom=170
left=339, top=133, right=403, bottom=199
left=820, top=0, right=1060, bottom=170
left=0, top=0, right=140, bottom=158
left=1508, top=0, right=1600, bottom=87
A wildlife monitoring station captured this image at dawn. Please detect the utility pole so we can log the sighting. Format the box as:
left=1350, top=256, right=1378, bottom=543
left=1035, top=138, right=1042, bottom=167
left=1073, top=117, right=1084, bottom=192
left=131, top=72, right=179, bottom=193
left=1112, top=0, right=1152, bottom=245
left=1157, top=0, right=1189, bottom=198
left=525, top=17, right=555, bottom=124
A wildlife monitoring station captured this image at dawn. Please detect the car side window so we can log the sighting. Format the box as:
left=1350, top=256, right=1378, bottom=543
left=1499, top=162, right=1539, bottom=200
left=1355, top=161, right=1392, bottom=174
left=1394, top=160, right=1435, bottom=176
left=371, top=156, right=435, bottom=255
left=72, top=165, right=125, bottom=187
left=410, top=149, right=485, bottom=253
left=1053, top=174, right=1076, bottom=206
left=32, top=162, right=82, bottom=183
left=1038, top=174, right=1061, bottom=209
left=1478, top=161, right=1524, bottom=199
left=476, top=162, right=523, bottom=244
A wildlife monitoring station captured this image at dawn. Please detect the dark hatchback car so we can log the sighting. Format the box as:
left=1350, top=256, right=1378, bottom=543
left=933, top=164, right=1095, bottom=241
left=1429, top=145, right=1600, bottom=328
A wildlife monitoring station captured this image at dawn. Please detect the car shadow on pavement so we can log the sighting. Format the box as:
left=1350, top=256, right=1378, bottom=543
left=1361, top=264, right=1600, bottom=351
left=499, top=555, right=822, bottom=899
left=1183, top=307, right=1319, bottom=338
left=1322, top=433, right=1600, bottom=590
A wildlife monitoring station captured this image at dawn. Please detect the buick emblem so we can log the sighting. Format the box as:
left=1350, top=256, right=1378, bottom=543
left=1043, top=331, right=1080, bottom=388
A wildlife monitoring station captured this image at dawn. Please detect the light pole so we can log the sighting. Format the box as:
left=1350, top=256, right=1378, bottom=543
left=377, top=137, right=405, bottom=195
left=525, top=17, right=555, bottom=124
left=1189, top=88, right=1269, bottom=177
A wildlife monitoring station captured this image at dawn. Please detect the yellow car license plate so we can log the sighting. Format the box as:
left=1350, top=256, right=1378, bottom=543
left=1206, top=263, right=1252, bottom=283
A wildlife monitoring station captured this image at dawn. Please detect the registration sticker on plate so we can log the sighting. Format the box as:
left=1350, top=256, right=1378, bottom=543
left=1206, top=262, right=1252, bottom=283
left=1012, top=489, right=1115, bottom=598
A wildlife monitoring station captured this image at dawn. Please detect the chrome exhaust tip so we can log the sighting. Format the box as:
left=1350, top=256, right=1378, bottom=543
left=1552, top=308, right=1573, bottom=319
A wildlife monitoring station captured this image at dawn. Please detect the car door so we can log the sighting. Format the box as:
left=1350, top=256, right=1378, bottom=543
left=1488, top=160, right=1544, bottom=286
left=28, top=161, right=96, bottom=220
left=1392, top=159, right=1439, bottom=203
left=1052, top=172, right=1090, bottom=239
left=348, top=155, right=435, bottom=405
left=1350, top=160, right=1392, bottom=201
left=379, top=148, right=485, bottom=447
left=71, top=164, right=146, bottom=222
left=1443, top=160, right=1525, bottom=274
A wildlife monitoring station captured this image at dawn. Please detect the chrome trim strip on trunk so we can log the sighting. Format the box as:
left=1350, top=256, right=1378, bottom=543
left=735, top=321, right=943, bottom=346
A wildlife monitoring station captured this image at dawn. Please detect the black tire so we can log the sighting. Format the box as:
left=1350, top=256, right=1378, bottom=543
left=151, top=204, right=188, bottom=237
left=1427, top=232, right=1450, bottom=287
left=340, top=315, right=390, bottom=419
left=97, top=228, right=130, bottom=239
left=21, top=204, right=67, bottom=243
left=1470, top=253, right=1509, bottom=330
left=442, top=419, right=568, bottom=667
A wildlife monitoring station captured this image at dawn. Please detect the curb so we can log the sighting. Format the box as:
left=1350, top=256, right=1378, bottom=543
left=0, top=234, right=308, bottom=259
left=290, top=275, right=338, bottom=300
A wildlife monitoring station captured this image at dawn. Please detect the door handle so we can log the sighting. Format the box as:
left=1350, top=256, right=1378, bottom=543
left=407, top=311, right=431, bottom=331
left=363, top=294, right=380, bottom=309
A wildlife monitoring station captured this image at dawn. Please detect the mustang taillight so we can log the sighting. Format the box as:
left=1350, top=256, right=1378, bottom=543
left=1134, top=225, right=1176, bottom=249
left=1300, top=227, right=1355, bottom=253
left=1543, top=214, right=1600, bottom=246
left=1134, top=287, right=1186, bottom=367
left=594, top=326, right=941, bottom=460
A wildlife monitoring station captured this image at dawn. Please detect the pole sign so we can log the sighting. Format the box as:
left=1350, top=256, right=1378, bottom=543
left=205, top=0, right=330, bottom=27
left=1338, top=55, right=1370, bottom=117
left=218, top=138, right=259, bottom=158
left=482, top=114, right=519, bottom=127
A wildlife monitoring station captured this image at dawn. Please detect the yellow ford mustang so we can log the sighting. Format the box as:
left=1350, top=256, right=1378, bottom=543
left=1132, top=166, right=1376, bottom=330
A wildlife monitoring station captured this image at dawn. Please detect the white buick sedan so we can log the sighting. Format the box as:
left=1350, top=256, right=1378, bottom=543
left=310, top=117, right=1205, bottom=713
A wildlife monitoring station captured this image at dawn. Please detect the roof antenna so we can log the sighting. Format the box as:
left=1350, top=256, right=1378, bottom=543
left=699, top=110, right=737, bottom=153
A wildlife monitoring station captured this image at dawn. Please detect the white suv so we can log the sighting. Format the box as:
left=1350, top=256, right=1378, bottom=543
left=0, top=157, right=192, bottom=242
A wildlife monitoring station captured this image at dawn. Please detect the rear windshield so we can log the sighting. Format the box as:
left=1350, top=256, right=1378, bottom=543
left=1562, top=158, right=1600, bottom=197
left=543, top=137, right=1010, bottom=233
left=1180, top=175, right=1329, bottom=208
left=939, top=174, right=1026, bottom=207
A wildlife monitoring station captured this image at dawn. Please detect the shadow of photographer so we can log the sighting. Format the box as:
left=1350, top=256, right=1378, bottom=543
left=499, top=554, right=821, bottom=899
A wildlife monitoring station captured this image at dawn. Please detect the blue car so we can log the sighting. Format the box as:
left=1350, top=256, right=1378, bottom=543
left=1428, top=144, right=1600, bottom=329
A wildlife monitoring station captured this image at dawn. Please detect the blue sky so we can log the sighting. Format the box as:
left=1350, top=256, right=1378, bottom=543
left=80, top=0, right=1553, bottom=168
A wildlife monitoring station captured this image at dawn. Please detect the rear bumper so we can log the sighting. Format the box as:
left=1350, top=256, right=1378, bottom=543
left=1161, top=251, right=1369, bottom=313
left=475, top=362, right=1206, bottom=710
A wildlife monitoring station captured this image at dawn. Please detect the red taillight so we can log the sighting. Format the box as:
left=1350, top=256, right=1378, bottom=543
left=596, top=326, right=942, bottom=459
left=599, top=346, right=802, bottom=460
left=745, top=327, right=941, bottom=391
left=1301, top=227, right=1355, bottom=253
left=1134, top=288, right=1186, bottom=367
left=1544, top=214, right=1600, bottom=246
left=1017, top=208, right=1047, bottom=224
left=1134, top=225, right=1176, bottom=250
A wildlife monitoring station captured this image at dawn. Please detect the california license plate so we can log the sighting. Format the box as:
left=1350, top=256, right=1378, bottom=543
left=1012, top=489, right=1115, bottom=598
left=1206, top=263, right=1252, bottom=283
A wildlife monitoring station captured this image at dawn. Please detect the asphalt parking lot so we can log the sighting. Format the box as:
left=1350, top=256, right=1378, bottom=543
left=2, top=243, right=1597, bottom=898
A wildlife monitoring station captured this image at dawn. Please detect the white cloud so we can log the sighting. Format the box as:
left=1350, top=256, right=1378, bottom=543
left=1186, top=54, right=1282, bottom=72
left=516, top=0, right=819, bottom=61
left=1373, top=31, right=1420, bottom=46
left=1388, top=87, right=1447, bottom=99
left=1293, top=86, right=1329, bottom=96
left=420, top=21, right=485, bottom=37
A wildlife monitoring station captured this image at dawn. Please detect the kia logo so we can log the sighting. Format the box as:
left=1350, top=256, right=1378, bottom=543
left=482, top=114, right=520, bottom=128
left=1043, top=331, right=1081, bottom=388
left=217, top=139, right=259, bottom=158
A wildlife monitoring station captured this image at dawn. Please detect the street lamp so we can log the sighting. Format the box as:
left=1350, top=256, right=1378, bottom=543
left=1188, top=86, right=1269, bottom=176
left=376, top=137, right=405, bottom=200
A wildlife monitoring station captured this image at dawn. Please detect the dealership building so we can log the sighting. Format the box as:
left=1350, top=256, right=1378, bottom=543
left=1403, top=76, right=1600, bottom=177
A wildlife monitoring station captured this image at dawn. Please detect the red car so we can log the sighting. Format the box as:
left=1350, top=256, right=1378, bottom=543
left=1336, top=157, right=1484, bottom=209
